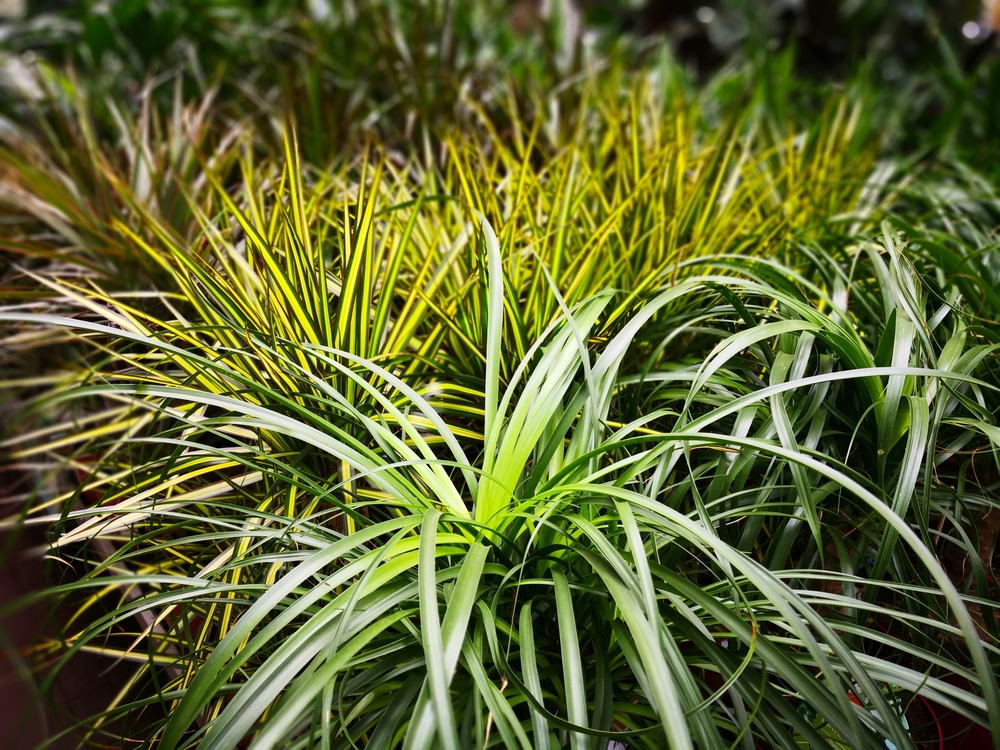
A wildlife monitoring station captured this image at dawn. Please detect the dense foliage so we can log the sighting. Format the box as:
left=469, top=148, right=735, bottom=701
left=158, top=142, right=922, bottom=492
left=2, top=2, right=1000, bottom=749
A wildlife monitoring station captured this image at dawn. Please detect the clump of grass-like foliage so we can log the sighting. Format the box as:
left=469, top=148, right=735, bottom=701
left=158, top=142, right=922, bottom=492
left=2, top=17, right=1000, bottom=750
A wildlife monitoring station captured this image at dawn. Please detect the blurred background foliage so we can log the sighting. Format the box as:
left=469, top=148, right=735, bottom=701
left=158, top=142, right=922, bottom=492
left=1, top=0, right=998, bottom=167
left=3, top=3, right=1000, bottom=748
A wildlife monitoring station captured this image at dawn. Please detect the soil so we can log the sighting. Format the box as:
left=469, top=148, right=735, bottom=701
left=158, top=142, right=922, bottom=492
left=0, top=524, right=131, bottom=750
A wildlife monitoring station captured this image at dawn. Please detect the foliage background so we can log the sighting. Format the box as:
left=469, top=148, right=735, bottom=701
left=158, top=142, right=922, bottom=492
left=1, top=1, right=1000, bottom=749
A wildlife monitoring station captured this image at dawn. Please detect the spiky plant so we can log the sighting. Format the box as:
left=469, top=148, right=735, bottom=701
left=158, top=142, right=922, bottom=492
left=2, top=30, right=999, bottom=748
left=2, top=62, right=887, bottom=335
left=4, top=142, right=1000, bottom=750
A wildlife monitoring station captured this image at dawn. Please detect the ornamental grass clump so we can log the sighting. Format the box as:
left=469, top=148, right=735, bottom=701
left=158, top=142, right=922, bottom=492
left=2, top=39, right=1000, bottom=750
